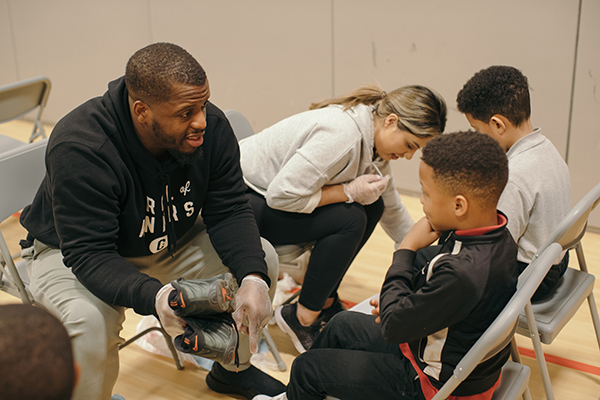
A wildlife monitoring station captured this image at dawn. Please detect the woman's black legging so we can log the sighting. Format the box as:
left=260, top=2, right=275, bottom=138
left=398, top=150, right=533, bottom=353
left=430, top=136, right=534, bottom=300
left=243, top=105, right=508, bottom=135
left=246, top=189, right=385, bottom=311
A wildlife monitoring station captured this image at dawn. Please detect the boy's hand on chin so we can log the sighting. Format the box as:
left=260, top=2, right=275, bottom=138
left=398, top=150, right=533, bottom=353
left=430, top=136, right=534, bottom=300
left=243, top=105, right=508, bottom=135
left=398, top=217, right=441, bottom=251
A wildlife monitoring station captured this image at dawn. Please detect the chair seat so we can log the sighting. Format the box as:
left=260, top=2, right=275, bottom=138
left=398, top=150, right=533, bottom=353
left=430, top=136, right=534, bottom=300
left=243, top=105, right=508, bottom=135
left=274, top=242, right=314, bottom=264
left=0, top=258, right=32, bottom=301
left=517, top=267, right=595, bottom=344
left=0, top=135, right=26, bottom=154
left=491, top=361, right=531, bottom=400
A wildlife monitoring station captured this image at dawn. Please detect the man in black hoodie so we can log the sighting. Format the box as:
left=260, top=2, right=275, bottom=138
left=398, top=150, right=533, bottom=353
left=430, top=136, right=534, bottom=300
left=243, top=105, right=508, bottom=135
left=19, top=42, right=284, bottom=400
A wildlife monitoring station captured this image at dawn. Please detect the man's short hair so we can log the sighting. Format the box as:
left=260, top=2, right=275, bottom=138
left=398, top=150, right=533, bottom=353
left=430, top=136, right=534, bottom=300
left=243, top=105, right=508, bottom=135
left=125, top=42, right=206, bottom=104
left=0, top=304, right=75, bottom=400
left=421, top=131, right=508, bottom=209
left=456, top=65, right=531, bottom=127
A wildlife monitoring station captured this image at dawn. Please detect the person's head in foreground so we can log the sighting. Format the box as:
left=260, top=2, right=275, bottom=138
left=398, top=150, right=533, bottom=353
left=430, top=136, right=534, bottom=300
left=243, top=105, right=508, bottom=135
left=0, top=303, right=77, bottom=400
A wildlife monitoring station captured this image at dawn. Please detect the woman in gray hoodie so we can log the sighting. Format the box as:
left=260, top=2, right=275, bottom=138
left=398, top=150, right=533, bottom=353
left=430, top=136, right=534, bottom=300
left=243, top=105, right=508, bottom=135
left=239, top=85, right=447, bottom=353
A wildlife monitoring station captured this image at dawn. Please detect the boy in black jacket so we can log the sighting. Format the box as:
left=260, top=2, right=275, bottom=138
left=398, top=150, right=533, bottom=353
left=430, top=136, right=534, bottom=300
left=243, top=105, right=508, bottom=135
left=255, top=131, right=519, bottom=400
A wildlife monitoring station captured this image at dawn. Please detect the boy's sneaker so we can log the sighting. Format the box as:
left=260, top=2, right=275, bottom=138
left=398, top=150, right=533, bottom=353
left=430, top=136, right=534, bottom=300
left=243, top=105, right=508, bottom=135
left=206, top=363, right=286, bottom=400
left=315, top=296, right=347, bottom=325
left=275, top=303, right=321, bottom=353
left=173, top=314, right=239, bottom=366
left=169, top=272, right=238, bottom=317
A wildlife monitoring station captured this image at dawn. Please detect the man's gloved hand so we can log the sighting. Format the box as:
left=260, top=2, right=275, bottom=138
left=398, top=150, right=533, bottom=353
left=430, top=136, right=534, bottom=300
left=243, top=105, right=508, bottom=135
left=343, top=174, right=390, bottom=205
left=155, top=283, right=186, bottom=338
left=232, top=275, right=272, bottom=354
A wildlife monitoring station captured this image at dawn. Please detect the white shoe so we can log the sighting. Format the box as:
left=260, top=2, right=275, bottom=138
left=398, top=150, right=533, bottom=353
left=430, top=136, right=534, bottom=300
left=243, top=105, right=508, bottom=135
left=252, top=393, right=287, bottom=400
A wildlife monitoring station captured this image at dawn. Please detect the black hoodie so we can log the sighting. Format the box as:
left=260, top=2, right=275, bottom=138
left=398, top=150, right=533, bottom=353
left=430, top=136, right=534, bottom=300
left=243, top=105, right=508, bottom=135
left=20, top=77, right=270, bottom=316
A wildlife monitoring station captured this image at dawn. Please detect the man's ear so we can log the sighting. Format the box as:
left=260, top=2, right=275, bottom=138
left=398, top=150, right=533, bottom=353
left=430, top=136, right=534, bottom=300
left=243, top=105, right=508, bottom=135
left=132, top=100, right=150, bottom=124
left=454, top=195, right=468, bottom=217
left=489, top=115, right=507, bottom=135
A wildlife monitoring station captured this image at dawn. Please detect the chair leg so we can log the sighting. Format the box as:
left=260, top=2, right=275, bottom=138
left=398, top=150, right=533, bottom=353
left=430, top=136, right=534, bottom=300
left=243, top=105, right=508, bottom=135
left=522, top=386, right=533, bottom=400
left=510, top=337, right=522, bottom=363
left=575, top=243, right=600, bottom=350
left=586, top=291, right=600, bottom=351
left=262, top=325, right=287, bottom=371
left=119, top=326, right=184, bottom=370
left=524, top=302, right=555, bottom=400
left=282, top=289, right=300, bottom=305
left=158, top=326, right=184, bottom=370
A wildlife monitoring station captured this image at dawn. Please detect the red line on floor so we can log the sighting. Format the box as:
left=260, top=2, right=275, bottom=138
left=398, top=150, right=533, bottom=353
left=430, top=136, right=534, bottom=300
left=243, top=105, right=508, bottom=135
left=518, top=346, right=600, bottom=376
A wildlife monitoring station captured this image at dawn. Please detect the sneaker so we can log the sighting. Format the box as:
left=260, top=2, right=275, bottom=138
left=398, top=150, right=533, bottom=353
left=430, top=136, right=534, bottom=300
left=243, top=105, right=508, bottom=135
left=275, top=303, right=321, bottom=353
left=169, top=272, right=238, bottom=317
left=315, top=295, right=347, bottom=325
left=173, top=314, right=239, bottom=366
left=206, top=362, right=286, bottom=400
left=252, top=394, right=287, bottom=400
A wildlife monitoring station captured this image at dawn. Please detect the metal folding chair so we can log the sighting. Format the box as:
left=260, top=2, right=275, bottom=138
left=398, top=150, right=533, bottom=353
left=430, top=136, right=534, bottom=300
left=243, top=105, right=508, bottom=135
left=346, top=245, right=564, bottom=400
left=516, top=181, right=600, bottom=400
left=0, top=139, right=183, bottom=370
left=0, top=76, right=51, bottom=152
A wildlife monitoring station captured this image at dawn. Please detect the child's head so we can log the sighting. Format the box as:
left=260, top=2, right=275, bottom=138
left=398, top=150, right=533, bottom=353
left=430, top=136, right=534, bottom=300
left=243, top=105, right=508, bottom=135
left=419, top=131, right=508, bottom=231
left=456, top=65, right=530, bottom=128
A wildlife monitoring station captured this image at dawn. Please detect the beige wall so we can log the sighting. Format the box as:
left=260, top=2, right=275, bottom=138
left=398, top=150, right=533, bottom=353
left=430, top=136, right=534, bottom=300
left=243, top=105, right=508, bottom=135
left=1, top=0, right=598, bottom=227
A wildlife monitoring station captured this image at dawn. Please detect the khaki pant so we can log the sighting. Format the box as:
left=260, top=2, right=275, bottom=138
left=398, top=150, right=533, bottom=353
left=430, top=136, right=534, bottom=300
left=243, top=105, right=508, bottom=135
left=23, top=217, right=279, bottom=400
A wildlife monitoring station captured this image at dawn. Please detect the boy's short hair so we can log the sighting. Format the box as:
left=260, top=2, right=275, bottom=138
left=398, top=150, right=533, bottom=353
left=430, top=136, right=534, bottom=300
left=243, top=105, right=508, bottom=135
left=0, top=304, right=75, bottom=400
left=421, top=131, right=508, bottom=209
left=456, top=65, right=531, bottom=127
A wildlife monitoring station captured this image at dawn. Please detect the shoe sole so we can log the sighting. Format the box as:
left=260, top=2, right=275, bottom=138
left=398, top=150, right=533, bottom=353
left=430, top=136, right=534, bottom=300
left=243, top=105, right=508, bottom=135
left=275, top=305, right=307, bottom=354
left=211, top=273, right=237, bottom=313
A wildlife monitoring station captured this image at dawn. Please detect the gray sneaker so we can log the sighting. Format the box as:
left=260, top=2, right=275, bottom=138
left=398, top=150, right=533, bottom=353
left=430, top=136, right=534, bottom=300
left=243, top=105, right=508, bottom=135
left=169, top=273, right=238, bottom=317
left=174, top=314, right=239, bottom=366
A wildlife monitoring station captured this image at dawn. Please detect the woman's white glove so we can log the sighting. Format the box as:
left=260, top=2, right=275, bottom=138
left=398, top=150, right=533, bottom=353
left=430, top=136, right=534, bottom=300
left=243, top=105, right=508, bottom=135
left=232, top=275, right=272, bottom=354
left=343, top=174, right=390, bottom=205
left=155, top=284, right=186, bottom=338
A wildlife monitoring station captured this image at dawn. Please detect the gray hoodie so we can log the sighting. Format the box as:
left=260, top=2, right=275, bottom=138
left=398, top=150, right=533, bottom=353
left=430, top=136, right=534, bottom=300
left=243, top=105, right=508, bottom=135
left=239, top=103, right=413, bottom=246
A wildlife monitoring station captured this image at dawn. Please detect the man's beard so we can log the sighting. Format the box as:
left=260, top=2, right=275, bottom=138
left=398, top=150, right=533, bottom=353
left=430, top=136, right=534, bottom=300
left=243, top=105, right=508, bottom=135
left=152, top=120, right=204, bottom=165
left=168, top=147, right=203, bottom=165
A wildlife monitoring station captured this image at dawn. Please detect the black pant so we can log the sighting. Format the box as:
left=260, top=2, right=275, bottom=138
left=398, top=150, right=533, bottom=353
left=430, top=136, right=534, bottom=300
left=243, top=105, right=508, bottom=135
left=287, top=311, right=425, bottom=400
left=246, top=189, right=384, bottom=311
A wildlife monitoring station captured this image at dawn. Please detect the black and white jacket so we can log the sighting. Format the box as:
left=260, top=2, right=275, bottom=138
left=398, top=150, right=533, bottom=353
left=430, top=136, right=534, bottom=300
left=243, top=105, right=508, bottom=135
left=379, top=213, right=519, bottom=396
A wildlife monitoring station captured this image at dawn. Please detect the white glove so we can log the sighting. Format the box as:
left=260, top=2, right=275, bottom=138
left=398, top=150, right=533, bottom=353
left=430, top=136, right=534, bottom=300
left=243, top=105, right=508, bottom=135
left=232, top=275, right=272, bottom=354
left=155, top=284, right=186, bottom=338
left=343, top=174, right=390, bottom=205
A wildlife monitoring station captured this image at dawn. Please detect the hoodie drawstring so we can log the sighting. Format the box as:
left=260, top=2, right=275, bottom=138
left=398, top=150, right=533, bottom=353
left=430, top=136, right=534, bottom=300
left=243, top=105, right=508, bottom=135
left=159, top=170, right=178, bottom=256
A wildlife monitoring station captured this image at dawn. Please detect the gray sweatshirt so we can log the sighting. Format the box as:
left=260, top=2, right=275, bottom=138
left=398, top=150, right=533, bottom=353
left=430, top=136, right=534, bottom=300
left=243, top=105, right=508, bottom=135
left=498, top=127, right=571, bottom=264
left=239, top=104, right=413, bottom=246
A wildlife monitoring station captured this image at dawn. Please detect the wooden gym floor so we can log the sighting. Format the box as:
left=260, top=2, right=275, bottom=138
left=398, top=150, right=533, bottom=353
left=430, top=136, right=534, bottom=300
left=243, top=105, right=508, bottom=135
left=0, top=119, right=598, bottom=399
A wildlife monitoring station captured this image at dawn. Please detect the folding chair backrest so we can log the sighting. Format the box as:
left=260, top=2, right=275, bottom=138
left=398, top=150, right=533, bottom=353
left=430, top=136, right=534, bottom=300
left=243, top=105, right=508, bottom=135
left=535, top=181, right=600, bottom=255
left=0, top=139, right=48, bottom=221
left=0, top=139, right=48, bottom=303
left=224, top=109, right=255, bottom=141
left=432, top=242, right=563, bottom=400
left=0, top=76, right=51, bottom=142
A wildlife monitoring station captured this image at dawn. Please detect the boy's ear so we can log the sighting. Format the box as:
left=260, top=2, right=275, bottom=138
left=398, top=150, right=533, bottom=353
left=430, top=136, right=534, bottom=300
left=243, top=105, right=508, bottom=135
left=454, top=195, right=468, bottom=217
left=489, top=115, right=507, bottom=135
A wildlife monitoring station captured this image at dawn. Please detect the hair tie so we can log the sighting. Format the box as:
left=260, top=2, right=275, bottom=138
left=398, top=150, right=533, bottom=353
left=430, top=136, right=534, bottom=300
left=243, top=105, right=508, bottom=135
left=380, top=91, right=387, bottom=99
